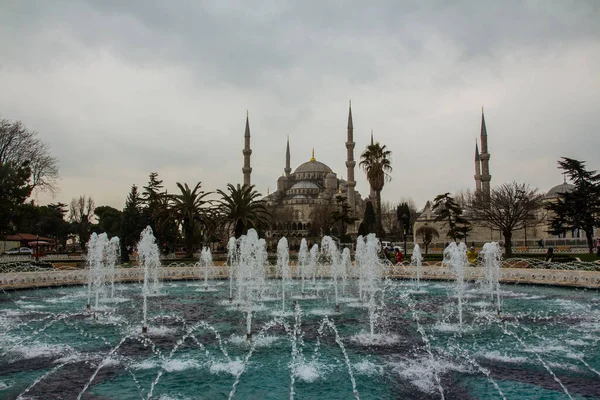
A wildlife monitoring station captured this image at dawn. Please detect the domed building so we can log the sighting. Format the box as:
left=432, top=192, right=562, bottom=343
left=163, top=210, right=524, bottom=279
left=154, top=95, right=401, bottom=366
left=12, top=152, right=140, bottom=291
left=413, top=109, right=595, bottom=248
left=545, top=181, right=575, bottom=199
left=241, top=104, right=366, bottom=246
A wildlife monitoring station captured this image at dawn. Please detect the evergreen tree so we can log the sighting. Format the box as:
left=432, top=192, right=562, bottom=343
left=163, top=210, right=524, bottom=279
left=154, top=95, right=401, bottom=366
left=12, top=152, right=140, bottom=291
left=432, top=192, right=471, bottom=242
left=362, top=201, right=377, bottom=234
left=396, top=202, right=412, bottom=242
left=95, top=206, right=123, bottom=238
left=546, top=158, right=600, bottom=253
left=142, top=172, right=163, bottom=228
left=141, top=172, right=178, bottom=251
left=0, top=161, right=32, bottom=234
left=331, top=194, right=356, bottom=242
left=42, top=203, right=70, bottom=251
left=122, top=185, right=145, bottom=261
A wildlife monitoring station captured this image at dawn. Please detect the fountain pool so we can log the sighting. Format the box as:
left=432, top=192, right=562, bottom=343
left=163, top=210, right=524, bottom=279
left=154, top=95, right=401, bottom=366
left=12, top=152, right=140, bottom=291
left=1, top=278, right=599, bottom=399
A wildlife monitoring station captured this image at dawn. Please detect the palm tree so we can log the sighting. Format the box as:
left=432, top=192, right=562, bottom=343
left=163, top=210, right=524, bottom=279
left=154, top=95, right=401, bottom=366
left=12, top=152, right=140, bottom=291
left=216, top=183, right=271, bottom=238
left=360, top=142, right=392, bottom=236
left=168, top=182, right=212, bottom=257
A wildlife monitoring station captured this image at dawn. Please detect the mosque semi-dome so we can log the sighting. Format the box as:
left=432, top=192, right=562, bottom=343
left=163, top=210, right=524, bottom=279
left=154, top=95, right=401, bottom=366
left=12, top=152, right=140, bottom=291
left=545, top=182, right=575, bottom=198
left=290, top=181, right=320, bottom=190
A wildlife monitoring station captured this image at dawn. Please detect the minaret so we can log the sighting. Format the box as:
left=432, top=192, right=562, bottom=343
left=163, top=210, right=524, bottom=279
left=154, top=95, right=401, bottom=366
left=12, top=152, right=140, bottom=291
left=370, top=129, right=374, bottom=146
left=474, top=139, right=482, bottom=194
left=284, top=136, right=291, bottom=177
left=479, top=107, right=491, bottom=199
left=242, top=111, right=252, bottom=187
left=345, top=101, right=356, bottom=214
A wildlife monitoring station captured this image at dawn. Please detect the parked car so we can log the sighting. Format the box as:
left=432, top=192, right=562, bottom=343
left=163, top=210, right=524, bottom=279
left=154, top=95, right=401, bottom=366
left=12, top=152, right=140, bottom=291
left=5, top=247, right=34, bottom=255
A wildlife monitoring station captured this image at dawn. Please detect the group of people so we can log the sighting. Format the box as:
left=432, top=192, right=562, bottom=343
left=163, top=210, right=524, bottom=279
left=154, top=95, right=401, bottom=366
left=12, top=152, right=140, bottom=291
left=383, top=247, right=403, bottom=264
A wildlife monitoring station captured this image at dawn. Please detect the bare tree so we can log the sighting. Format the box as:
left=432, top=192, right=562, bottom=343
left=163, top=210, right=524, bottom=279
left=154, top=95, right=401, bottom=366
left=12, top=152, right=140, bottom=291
left=454, top=188, right=473, bottom=209
left=380, top=201, right=399, bottom=237
left=415, top=225, right=439, bottom=256
left=469, top=182, right=543, bottom=257
left=309, top=203, right=334, bottom=237
left=69, top=195, right=95, bottom=250
left=0, top=118, right=59, bottom=194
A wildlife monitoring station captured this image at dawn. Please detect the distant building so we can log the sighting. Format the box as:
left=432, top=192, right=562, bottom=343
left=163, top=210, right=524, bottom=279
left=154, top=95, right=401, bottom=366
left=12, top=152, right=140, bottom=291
left=242, top=104, right=367, bottom=247
left=414, top=109, right=595, bottom=247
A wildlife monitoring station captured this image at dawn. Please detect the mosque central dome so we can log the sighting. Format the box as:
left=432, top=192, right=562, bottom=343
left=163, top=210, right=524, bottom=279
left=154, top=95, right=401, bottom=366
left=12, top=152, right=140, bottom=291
left=293, top=159, right=333, bottom=174
left=545, top=182, right=575, bottom=198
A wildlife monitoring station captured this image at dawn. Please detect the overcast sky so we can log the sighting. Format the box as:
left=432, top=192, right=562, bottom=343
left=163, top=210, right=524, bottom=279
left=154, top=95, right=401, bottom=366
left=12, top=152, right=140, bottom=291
left=1, top=0, right=599, bottom=211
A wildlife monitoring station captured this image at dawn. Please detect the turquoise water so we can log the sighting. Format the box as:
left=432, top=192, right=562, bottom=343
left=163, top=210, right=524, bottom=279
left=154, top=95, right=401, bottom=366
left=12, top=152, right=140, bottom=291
left=0, top=279, right=599, bottom=399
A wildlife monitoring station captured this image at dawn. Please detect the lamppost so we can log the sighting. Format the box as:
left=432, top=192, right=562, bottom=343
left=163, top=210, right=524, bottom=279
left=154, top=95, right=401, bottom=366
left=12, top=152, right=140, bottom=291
left=401, top=214, right=409, bottom=255
left=35, top=234, right=39, bottom=262
left=200, top=223, right=206, bottom=251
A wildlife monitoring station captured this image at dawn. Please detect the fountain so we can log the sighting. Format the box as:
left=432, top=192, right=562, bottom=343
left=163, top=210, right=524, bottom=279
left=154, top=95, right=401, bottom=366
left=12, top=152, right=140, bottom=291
left=411, top=243, right=423, bottom=289
left=137, top=226, right=161, bottom=334
left=276, top=237, right=290, bottom=314
left=227, top=237, right=237, bottom=302
left=105, top=237, right=120, bottom=300
left=85, top=233, right=110, bottom=312
left=1, top=231, right=600, bottom=399
left=321, top=236, right=341, bottom=312
left=309, top=243, right=319, bottom=287
left=199, top=246, right=215, bottom=291
left=443, top=241, right=468, bottom=330
left=235, top=229, right=268, bottom=340
left=298, top=239, right=309, bottom=296
left=480, top=241, right=503, bottom=314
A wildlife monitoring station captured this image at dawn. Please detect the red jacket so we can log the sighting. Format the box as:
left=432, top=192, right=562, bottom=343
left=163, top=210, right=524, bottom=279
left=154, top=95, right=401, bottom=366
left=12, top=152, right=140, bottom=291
left=395, top=251, right=403, bottom=263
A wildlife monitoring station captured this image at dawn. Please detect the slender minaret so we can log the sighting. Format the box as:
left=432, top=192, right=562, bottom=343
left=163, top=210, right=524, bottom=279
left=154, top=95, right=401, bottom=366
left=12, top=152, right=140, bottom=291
left=370, top=129, right=374, bottom=146
left=345, top=101, right=356, bottom=214
left=242, top=111, right=252, bottom=187
left=479, top=107, right=491, bottom=198
left=474, top=139, right=482, bottom=193
left=284, top=136, right=291, bottom=177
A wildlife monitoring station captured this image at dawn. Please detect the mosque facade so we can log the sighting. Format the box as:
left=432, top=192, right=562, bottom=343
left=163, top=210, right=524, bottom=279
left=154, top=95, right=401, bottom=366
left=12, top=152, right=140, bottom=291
left=241, top=104, right=367, bottom=246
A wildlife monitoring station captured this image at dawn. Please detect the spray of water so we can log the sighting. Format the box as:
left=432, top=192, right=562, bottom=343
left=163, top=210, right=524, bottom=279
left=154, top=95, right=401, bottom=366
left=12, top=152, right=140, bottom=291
left=298, top=239, right=309, bottom=295
left=321, top=236, right=340, bottom=311
left=480, top=242, right=502, bottom=314
left=226, top=237, right=238, bottom=302
left=236, top=229, right=268, bottom=339
left=86, top=233, right=109, bottom=310
left=411, top=244, right=423, bottom=289
left=137, top=226, right=161, bottom=333
left=277, top=237, right=290, bottom=313
left=443, top=242, right=467, bottom=330
left=199, top=246, right=214, bottom=291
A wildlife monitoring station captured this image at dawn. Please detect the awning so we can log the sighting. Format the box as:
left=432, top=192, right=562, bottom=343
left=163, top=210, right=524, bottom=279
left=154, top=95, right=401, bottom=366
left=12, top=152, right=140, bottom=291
left=28, top=241, right=51, bottom=246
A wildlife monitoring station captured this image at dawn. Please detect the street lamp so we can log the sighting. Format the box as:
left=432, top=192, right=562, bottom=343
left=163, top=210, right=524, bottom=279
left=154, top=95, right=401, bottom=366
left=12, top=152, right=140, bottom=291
left=401, top=214, right=409, bottom=255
